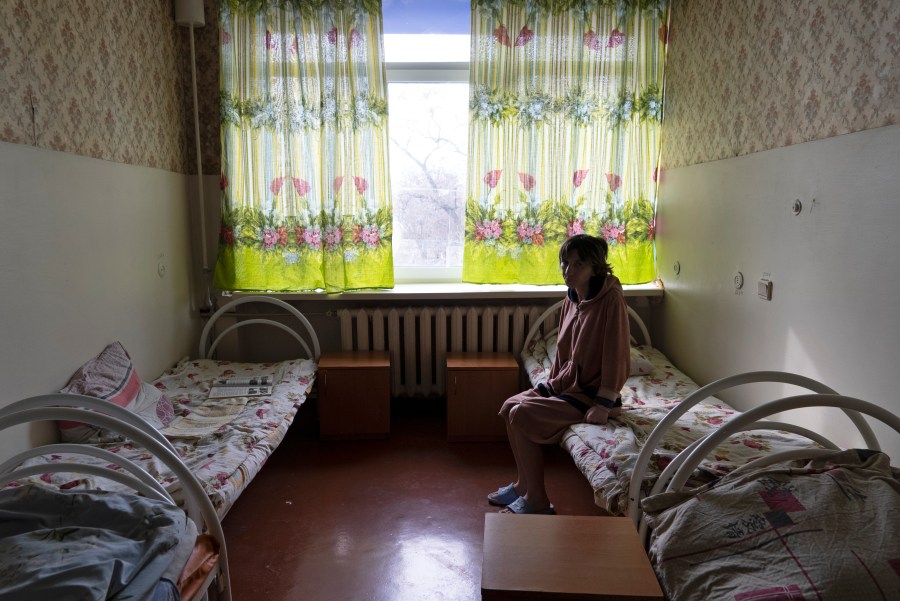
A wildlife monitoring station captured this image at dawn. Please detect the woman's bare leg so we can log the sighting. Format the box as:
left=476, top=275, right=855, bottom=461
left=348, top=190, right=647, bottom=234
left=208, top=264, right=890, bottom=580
left=507, top=423, right=550, bottom=510
left=506, top=420, right=527, bottom=497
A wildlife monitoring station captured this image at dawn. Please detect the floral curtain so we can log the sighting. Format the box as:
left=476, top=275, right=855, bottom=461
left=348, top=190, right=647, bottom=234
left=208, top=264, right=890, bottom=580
left=215, top=0, right=393, bottom=293
left=464, top=0, right=668, bottom=285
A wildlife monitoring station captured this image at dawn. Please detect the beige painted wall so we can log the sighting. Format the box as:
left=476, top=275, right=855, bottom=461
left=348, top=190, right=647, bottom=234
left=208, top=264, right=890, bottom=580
left=0, top=142, right=198, bottom=454
left=656, top=0, right=900, bottom=458
left=656, top=125, right=900, bottom=458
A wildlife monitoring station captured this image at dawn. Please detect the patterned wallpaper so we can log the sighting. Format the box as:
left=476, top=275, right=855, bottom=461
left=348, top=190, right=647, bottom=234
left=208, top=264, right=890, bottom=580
left=5, top=1, right=896, bottom=174
left=0, top=0, right=220, bottom=174
left=181, top=0, right=221, bottom=175
left=662, top=0, right=900, bottom=168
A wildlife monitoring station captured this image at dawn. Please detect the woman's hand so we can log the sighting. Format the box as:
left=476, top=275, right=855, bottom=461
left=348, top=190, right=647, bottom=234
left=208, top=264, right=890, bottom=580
left=584, top=405, right=611, bottom=425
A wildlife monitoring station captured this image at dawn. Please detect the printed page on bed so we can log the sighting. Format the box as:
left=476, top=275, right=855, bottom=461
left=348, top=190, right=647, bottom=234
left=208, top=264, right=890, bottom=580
left=207, top=384, right=272, bottom=399
left=207, top=366, right=287, bottom=398
left=213, top=375, right=273, bottom=386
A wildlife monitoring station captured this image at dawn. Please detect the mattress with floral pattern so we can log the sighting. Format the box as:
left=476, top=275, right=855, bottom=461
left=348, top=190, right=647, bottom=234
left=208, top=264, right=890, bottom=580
left=522, top=340, right=823, bottom=515
left=9, top=356, right=316, bottom=518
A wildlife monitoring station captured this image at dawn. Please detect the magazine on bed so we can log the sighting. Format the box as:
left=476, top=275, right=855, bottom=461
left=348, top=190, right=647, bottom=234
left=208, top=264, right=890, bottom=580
left=214, top=375, right=273, bottom=386
left=208, top=375, right=273, bottom=398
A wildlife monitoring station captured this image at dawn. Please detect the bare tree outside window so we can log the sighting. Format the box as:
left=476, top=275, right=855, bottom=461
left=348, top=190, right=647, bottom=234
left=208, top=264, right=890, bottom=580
left=388, top=83, right=468, bottom=271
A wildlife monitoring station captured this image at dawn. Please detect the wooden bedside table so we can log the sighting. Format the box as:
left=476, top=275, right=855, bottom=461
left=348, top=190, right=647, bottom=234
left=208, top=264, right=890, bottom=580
left=317, top=350, right=390, bottom=439
left=446, top=352, right=520, bottom=441
left=481, top=513, right=664, bottom=600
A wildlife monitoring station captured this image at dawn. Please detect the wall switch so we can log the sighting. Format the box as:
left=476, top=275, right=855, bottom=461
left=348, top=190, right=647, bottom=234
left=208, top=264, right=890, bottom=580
left=758, top=278, right=772, bottom=300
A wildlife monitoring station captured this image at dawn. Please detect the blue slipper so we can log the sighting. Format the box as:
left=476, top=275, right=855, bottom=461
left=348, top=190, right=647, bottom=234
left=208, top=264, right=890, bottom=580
left=501, top=496, right=556, bottom=515
left=487, top=483, right=519, bottom=506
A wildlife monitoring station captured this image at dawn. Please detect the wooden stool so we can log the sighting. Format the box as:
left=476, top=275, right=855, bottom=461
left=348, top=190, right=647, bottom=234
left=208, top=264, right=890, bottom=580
left=481, top=513, right=664, bottom=600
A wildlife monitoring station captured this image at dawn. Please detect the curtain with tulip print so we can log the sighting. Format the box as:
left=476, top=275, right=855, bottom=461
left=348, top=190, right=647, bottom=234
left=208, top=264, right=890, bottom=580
left=464, top=0, right=668, bottom=285
left=215, top=0, right=393, bottom=293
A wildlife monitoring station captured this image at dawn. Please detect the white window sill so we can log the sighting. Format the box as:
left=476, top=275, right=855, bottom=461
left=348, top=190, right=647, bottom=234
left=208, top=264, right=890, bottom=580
left=223, top=280, right=664, bottom=302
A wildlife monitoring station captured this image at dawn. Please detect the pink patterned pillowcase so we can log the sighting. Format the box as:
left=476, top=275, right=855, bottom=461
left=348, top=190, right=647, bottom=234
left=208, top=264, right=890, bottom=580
left=57, top=341, right=173, bottom=442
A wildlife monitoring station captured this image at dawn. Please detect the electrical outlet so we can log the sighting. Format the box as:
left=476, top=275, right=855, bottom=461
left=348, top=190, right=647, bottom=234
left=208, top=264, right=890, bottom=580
left=733, top=271, right=744, bottom=290
left=758, top=278, right=772, bottom=300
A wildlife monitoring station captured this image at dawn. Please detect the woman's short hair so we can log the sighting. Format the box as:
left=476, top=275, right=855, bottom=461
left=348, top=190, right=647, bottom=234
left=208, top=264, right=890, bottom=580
left=558, top=234, right=613, bottom=277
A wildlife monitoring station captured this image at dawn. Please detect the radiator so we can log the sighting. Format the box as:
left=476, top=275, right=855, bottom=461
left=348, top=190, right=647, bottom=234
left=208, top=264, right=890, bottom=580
left=338, top=305, right=550, bottom=397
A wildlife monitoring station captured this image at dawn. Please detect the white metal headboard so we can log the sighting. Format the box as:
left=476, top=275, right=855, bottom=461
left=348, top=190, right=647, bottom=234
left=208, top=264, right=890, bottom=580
left=627, top=371, right=888, bottom=548
left=199, top=295, right=321, bottom=361
left=521, top=299, right=652, bottom=354
left=0, top=394, right=232, bottom=601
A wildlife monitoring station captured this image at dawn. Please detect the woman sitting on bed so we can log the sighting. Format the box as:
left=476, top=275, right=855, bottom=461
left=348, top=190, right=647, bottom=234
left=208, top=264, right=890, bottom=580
left=488, top=234, right=631, bottom=515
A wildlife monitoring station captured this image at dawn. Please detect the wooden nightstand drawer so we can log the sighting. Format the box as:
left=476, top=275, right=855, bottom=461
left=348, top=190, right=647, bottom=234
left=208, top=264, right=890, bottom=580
left=318, top=351, right=390, bottom=439
left=446, top=352, right=520, bottom=441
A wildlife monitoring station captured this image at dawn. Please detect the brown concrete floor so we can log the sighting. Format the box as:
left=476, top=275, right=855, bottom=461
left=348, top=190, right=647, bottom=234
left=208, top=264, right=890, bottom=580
left=222, top=399, right=604, bottom=601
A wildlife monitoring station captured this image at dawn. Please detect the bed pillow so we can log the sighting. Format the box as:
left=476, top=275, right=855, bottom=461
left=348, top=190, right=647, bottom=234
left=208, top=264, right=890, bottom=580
left=57, top=342, right=174, bottom=442
left=521, top=335, right=655, bottom=388
left=642, top=449, right=900, bottom=601
left=130, top=381, right=176, bottom=431
left=629, top=346, right=654, bottom=376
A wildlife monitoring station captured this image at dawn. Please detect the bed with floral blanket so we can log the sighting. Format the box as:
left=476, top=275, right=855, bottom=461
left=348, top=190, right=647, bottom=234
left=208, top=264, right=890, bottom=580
left=519, top=300, right=868, bottom=516
left=7, top=296, right=319, bottom=519
left=561, top=347, right=815, bottom=515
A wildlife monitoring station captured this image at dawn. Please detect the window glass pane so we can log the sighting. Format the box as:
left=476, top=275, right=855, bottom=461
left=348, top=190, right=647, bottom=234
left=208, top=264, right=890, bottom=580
left=384, top=34, right=470, bottom=63
left=388, top=82, right=468, bottom=272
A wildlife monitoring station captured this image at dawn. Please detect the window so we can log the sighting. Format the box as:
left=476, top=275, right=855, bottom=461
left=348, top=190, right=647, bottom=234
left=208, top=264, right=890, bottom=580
left=383, top=2, right=470, bottom=283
